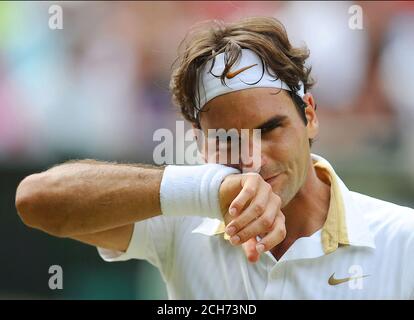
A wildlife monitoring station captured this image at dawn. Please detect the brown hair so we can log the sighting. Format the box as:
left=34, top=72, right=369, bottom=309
left=170, top=16, right=315, bottom=128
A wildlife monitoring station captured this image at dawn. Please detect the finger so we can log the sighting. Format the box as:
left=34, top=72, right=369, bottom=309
left=255, top=212, right=286, bottom=253
left=226, top=183, right=273, bottom=236
left=229, top=195, right=277, bottom=245
left=226, top=182, right=272, bottom=237
left=242, top=237, right=260, bottom=263
left=228, top=173, right=261, bottom=216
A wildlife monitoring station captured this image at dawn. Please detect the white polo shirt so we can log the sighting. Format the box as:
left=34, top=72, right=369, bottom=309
left=98, top=154, right=414, bottom=299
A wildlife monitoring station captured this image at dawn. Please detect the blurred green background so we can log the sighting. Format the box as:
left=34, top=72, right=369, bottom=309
left=1, top=1, right=413, bottom=299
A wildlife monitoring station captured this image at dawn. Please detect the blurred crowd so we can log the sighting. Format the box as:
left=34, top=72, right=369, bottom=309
left=1, top=1, right=413, bottom=300
left=0, top=1, right=413, bottom=172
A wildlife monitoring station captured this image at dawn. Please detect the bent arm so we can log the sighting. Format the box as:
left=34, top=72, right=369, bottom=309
left=71, top=224, right=135, bottom=252
left=15, top=159, right=164, bottom=238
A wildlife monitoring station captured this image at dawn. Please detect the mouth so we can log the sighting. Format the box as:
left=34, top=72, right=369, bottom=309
left=264, top=173, right=281, bottom=184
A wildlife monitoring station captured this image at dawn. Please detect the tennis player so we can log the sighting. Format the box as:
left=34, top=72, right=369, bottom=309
left=15, top=17, right=414, bottom=299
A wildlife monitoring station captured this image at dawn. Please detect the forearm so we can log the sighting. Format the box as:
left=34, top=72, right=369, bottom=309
left=15, top=159, right=163, bottom=237
left=71, top=224, right=135, bottom=252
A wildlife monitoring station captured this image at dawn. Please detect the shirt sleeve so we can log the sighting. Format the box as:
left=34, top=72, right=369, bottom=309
left=400, top=208, right=414, bottom=299
left=97, top=215, right=181, bottom=278
left=407, top=232, right=414, bottom=300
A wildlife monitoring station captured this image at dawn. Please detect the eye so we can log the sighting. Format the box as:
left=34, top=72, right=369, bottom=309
left=261, top=122, right=282, bottom=135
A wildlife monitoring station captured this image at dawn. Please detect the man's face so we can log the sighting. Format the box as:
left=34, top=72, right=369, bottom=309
left=198, top=87, right=319, bottom=208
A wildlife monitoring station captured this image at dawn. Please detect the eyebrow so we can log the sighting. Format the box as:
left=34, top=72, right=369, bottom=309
left=254, top=115, right=287, bottom=131
left=216, top=115, right=288, bottom=147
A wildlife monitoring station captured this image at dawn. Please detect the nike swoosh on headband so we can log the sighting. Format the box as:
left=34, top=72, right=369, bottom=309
left=225, top=63, right=258, bottom=79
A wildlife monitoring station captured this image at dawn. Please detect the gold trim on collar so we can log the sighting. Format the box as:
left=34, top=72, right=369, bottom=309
left=314, top=161, right=350, bottom=254
left=214, top=222, right=231, bottom=240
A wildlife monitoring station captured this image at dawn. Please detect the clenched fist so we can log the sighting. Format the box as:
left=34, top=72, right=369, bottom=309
left=219, top=172, right=286, bottom=262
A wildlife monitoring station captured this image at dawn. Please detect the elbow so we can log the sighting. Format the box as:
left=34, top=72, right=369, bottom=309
left=15, top=174, right=41, bottom=227
left=15, top=173, right=68, bottom=237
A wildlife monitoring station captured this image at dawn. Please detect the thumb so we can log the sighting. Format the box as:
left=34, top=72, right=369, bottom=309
left=242, top=237, right=260, bottom=263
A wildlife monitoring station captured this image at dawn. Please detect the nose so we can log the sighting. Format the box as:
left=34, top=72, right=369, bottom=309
left=239, top=152, right=266, bottom=174
left=239, top=134, right=264, bottom=173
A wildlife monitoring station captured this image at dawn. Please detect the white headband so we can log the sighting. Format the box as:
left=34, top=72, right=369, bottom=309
left=195, top=48, right=305, bottom=118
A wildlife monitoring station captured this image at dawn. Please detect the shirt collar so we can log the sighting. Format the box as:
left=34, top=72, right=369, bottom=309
left=312, top=154, right=376, bottom=252
left=191, top=153, right=376, bottom=255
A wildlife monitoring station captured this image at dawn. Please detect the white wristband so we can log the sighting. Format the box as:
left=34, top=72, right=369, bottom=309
left=160, top=164, right=240, bottom=220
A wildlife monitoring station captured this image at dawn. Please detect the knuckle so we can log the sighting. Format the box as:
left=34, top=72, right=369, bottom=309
left=236, top=231, right=248, bottom=243
left=248, top=172, right=260, bottom=179
left=254, top=174, right=262, bottom=183
left=278, top=225, right=287, bottom=239
left=264, top=183, right=272, bottom=192
left=259, top=240, right=269, bottom=250
left=232, top=202, right=242, bottom=212
left=270, top=193, right=281, bottom=205
left=253, top=202, right=265, bottom=215
left=274, top=193, right=282, bottom=203
left=247, top=173, right=261, bottom=185
left=268, top=198, right=277, bottom=209
left=260, top=215, right=273, bottom=229
left=260, top=182, right=271, bottom=193
left=244, top=187, right=256, bottom=197
left=230, top=221, right=240, bottom=230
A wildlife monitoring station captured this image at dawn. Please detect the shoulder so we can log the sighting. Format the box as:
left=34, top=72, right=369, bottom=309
left=350, top=191, right=414, bottom=240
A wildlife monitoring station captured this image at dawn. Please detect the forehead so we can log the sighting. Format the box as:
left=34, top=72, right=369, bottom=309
left=199, top=87, right=297, bottom=130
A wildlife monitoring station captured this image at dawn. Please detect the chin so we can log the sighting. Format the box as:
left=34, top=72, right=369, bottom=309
left=269, top=176, right=296, bottom=209
left=267, top=172, right=286, bottom=192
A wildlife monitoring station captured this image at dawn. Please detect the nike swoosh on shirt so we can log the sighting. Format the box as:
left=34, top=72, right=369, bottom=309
left=225, top=64, right=258, bottom=79
left=328, top=273, right=370, bottom=286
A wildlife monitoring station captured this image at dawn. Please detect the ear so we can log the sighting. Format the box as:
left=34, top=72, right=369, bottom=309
left=302, top=93, right=319, bottom=140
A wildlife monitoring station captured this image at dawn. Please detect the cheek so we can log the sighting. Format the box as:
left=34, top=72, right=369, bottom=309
left=265, top=127, right=309, bottom=182
left=263, top=128, right=298, bottom=162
